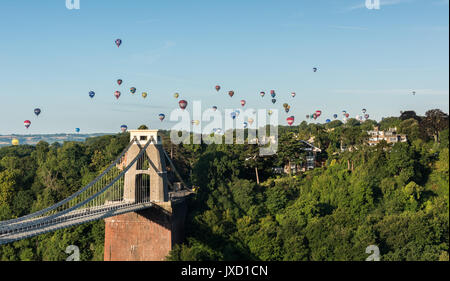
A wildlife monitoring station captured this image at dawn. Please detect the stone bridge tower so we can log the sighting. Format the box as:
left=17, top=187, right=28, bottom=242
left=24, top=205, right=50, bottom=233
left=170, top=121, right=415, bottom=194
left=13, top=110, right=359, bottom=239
left=104, top=130, right=187, bottom=261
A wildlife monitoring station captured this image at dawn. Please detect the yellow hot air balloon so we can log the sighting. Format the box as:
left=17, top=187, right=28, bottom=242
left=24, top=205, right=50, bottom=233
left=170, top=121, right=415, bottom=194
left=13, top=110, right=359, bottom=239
left=268, top=110, right=273, bottom=116
left=142, top=92, right=148, bottom=99
left=12, top=138, right=19, bottom=146
left=174, top=92, right=179, bottom=99
left=192, top=120, right=200, bottom=126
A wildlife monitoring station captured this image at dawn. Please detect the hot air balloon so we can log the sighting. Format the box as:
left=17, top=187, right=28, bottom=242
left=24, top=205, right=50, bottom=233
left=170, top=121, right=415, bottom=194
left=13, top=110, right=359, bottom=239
left=114, top=91, right=121, bottom=99
left=240, top=100, right=246, bottom=107
left=192, top=120, right=200, bottom=125
left=268, top=110, right=273, bottom=116
left=130, top=87, right=137, bottom=94
left=120, top=125, right=128, bottom=133
left=313, top=67, right=318, bottom=72
left=159, top=114, right=166, bottom=121
left=333, top=114, right=338, bottom=119
left=260, top=91, right=265, bottom=97
left=326, top=119, right=331, bottom=123
left=34, top=108, right=41, bottom=116
left=412, top=91, right=416, bottom=96
left=315, top=110, right=322, bottom=117
left=271, top=99, right=277, bottom=104
left=235, top=109, right=240, bottom=117
left=117, top=79, right=123, bottom=86
left=365, top=114, right=370, bottom=119
left=287, top=116, right=295, bottom=126
left=174, top=92, right=179, bottom=99
left=291, top=92, right=296, bottom=98
left=11, top=138, right=19, bottom=146
left=270, top=90, right=276, bottom=98
left=89, top=91, right=95, bottom=98
left=313, top=114, right=318, bottom=120
left=230, top=112, right=237, bottom=119
left=248, top=118, right=254, bottom=126
left=142, top=92, right=148, bottom=99
left=179, top=100, right=188, bottom=110
left=306, top=115, right=310, bottom=119
left=362, top=108, right=367, bottom=114
left=243, top=122, right=248, bottom=129
left=215, top=85, right=221, bottom=92
left=283, top=103, right=288, bottom=108
left=285, top=107, right=290, bottom=113
left=212, top=106, right=218, bottom=111
left=75, top=128, right=80, bottom=133
left=24, top=120, right=31, bottom=129
left=345, top=113, right=350, bottom=118
left=115, top=39, right=122, bottom=48
left=228, top=91, right=235, bottom=97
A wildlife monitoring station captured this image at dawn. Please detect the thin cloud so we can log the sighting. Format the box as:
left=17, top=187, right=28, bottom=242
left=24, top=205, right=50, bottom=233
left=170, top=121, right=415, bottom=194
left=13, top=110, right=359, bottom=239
left=329, top=25, right=369, bottom=30
left=345, top=0, right=412, bottom=11
left=135, top=19, right=160, bottom=24
left=128, top=41, right=176, bottom=64
left=333, top=89, right=448, bottom=96
left=434, top=0, right=449, bottom=5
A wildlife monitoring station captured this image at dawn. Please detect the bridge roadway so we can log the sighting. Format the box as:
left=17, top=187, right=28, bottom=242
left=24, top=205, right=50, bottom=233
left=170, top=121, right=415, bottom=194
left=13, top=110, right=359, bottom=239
left=0, top=200, right=154, bottom=245
left=0, top=188, right=192, bottom=245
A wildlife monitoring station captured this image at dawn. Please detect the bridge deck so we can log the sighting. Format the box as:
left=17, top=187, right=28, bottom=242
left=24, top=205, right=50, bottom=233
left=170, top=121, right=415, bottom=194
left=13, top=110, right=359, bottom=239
left=0, top=201, right=154, bottom=245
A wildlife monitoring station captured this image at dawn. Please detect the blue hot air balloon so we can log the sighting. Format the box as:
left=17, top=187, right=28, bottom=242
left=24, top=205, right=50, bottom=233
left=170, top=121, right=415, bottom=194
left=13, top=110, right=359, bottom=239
left=230, top=112, right=237, bottom=119
left=333, top=114, right=338, bottom=119
left=75, top=128, right=80, bottom=133
left=89, top=91, right=95, bottom=98
left=120, top=125, right=128, bottom=133
left=326, top=119, right=331, bottom=123
left=34, top=108, right=41, bottom=116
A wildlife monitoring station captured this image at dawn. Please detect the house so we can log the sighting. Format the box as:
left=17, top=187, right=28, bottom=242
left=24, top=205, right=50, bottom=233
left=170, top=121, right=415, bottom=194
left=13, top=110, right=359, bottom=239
left=367, top=126, right=407, bottom=146
left=281, top=140, right=323, bottom=174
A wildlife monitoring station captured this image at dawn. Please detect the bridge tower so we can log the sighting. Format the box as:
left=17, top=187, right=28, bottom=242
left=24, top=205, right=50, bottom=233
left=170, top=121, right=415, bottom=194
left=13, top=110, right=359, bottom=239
left=104, top=130, right=187, bottom=261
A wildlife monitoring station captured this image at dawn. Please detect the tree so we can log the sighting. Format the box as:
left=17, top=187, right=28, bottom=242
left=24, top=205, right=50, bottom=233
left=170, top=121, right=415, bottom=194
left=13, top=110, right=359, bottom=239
left=400, top=111, right=421, bottom=122
left=420, top=109, right=449, bottom=143
left=138, top=125, right=148, bottom=130
left=398, top=118, right=421, bottom=141
left=0, top=169, right=18, bottom=206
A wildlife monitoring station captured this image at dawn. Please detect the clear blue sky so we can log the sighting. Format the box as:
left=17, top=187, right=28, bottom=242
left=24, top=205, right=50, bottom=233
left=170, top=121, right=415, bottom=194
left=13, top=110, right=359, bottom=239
left=0, top=0, right=448, bottom=134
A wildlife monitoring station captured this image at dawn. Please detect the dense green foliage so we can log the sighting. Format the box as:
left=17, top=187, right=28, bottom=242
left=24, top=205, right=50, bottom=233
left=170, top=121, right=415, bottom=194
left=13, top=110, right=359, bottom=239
left=0, top=110, right=448, bottom=261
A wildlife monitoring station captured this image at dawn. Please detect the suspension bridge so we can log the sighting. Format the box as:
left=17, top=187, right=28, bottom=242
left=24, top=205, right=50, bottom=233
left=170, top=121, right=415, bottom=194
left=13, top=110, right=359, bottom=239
left=0, top=130, right=193, bottom=260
